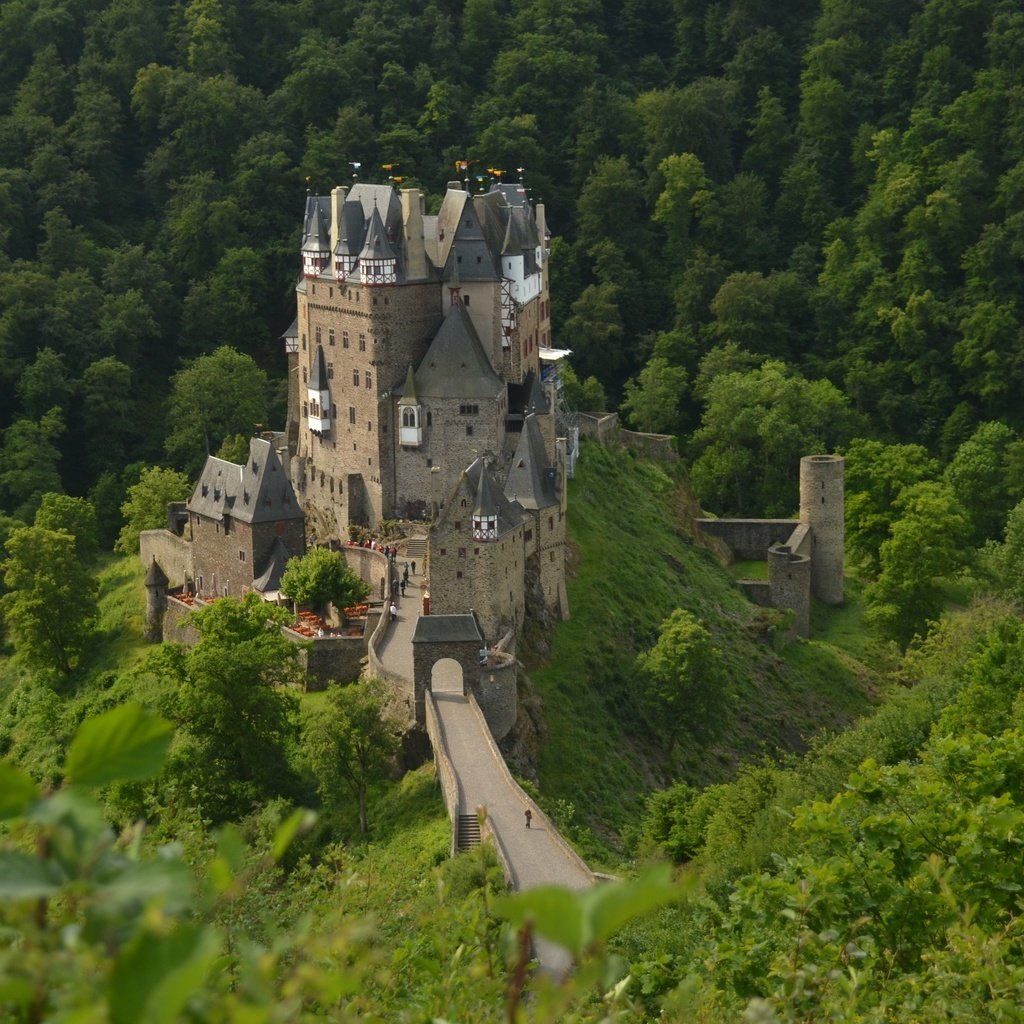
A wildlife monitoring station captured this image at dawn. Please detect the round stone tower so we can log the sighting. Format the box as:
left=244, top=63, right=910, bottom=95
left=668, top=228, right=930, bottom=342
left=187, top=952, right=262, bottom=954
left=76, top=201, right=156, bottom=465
left=768, top=544, right=811, bottom=639
left=799, top=454, right=844, bottom=605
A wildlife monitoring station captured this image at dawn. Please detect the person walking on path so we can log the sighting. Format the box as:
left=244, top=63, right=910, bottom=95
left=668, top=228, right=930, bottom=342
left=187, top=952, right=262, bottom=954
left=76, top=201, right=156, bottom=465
left=389, top=602, right=397, bottom=623
left=524, top=807, right=532, bottom=829
left=411, top=560, right=416, bottom=575
left=400, top=579, right=407, bottom=596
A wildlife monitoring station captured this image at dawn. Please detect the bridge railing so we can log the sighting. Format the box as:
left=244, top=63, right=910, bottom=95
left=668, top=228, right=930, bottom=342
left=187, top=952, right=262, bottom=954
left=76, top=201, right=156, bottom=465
left=466, top=693, right=593, bottom=886
left=424, top=691, right=460, bottom=859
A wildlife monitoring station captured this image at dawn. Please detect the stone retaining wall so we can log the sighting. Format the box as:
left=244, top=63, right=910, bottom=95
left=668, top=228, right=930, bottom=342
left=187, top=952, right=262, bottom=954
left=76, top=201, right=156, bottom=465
left=695, top=518, right=800, bottom=561
left=140, top=530, right=193, bottom=587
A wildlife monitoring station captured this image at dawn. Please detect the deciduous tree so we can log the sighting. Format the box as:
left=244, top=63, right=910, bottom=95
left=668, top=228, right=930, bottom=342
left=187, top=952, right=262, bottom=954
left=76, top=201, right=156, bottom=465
left=302, top=678, right=399, bottom=834
left=280, top=547, right=370, bottom=617
left=0, top=525, right=97, bottom=676
left=115, top=465, right=191, bottom=555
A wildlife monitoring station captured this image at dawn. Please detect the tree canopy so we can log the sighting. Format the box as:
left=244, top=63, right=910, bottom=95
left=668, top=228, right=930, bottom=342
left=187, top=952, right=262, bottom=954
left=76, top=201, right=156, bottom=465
left=280, top=547, right=371, bottom=614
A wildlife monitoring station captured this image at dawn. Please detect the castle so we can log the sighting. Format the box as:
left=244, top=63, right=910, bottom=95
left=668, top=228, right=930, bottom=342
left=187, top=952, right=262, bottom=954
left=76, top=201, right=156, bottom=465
left=282, top=178, right=570, bottom=642
left=697, top=454, right=845, bottom=639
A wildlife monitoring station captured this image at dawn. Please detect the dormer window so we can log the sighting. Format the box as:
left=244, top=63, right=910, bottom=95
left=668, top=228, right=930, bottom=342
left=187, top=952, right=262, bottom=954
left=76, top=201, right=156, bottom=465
left=472, top=513, right=498, bottom=541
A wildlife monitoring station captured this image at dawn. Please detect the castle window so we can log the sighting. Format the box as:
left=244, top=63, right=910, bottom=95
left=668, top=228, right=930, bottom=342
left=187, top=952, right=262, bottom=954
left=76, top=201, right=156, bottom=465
left=402, top=408, right=417, bottom=428
left=426, top=458, right=432, bottom=467
left=440, top=548, right=447, bottom=555
left=365, top=371, right=372, bottom=388
left=466, top=425, right=473, bottom=436
left=474, top=547, right=479, bottom=555
left=427, top=411, right=432, bottom=426
left=353, top=369, right=359, bottom=386
left=311, top=284, right=316, bottom=295
left=458, top=548, right=466, bottom=558
left=457, top=570, right=463, bottom=579
left=342, top=330, right=349, bottom=348
left=459, top=404, right=479, bottom=415
left=476, top=256, right=481, bottom=264
left=368, top=422, right=372, bottom=431
left=455, top=521, right=461, bottom=530
left=302, top=335, right=306, bottom=350
left=464, top=295, right=470, bottom=306
left=315, top=326, right=321, bottom=343
left=328, top=328, right=335, bottom=346
left=239, top=550, right=246, bottom=562
left=550, top=551, right=555, bottom=561
left=201, top=484, right=208, bottom=497
left=461, top=499, right=466, bottom=507
left=457, top=256, right=462, bottom=264
left=524, top=529, right=533, bottom=542
left=549, top=516, right=554, bottom=530
left=329, top=287, right=333, bottom=298
left=373, top=296, right=378, bottom=305
left=348, top=406, right=356, bottom=424
left=359, top=333, right=366, bottom=351
left=328, top=362, right=334, bottom=379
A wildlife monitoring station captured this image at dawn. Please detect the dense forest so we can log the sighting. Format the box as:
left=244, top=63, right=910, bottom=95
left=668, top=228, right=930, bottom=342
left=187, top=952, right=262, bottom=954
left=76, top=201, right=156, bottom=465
left=5, top=0, right=1024, bottom=1019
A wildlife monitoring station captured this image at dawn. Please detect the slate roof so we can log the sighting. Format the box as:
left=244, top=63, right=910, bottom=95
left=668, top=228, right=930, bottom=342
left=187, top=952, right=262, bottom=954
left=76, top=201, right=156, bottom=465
left=359, top=204, right=399, bottom=262
left=413, top=303, right=503, bottom=400
left=252, top=536, right=295, bottom=593
left=412, top=613, right=484, bottom=644
left=310, top=344, right=328, bottom=391
left=188, top=437, right=303, bottom=525
left=440, top=457, right=528, bottom=539
left=397, top=364, right=418, bottom=406
left=504, top=414, right=557, bottom=511
left=301, top=197, right=331, bottom=253
left=334, top=199, right=365, bottom=257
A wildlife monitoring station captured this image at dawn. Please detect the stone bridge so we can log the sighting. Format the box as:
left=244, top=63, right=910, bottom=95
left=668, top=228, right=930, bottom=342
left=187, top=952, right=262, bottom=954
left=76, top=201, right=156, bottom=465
left=370, top=556, right=594, bottom=975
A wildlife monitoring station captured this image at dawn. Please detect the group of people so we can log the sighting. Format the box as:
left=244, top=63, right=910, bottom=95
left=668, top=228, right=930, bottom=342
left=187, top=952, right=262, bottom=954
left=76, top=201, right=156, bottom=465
left=348, top=537, right=401, bottom=563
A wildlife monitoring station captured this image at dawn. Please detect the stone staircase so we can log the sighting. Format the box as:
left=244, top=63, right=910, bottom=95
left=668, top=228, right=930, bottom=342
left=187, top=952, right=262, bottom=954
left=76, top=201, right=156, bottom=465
left=404, top=537, right=426, bottom=566
left=456, top=813, right=481, bottom=851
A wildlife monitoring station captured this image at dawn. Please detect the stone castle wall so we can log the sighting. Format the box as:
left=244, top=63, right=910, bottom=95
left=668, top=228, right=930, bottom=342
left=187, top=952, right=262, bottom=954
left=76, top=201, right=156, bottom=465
left=696, top=519, right=801, bottom=561
left=139, top=530, right=193, bottom=587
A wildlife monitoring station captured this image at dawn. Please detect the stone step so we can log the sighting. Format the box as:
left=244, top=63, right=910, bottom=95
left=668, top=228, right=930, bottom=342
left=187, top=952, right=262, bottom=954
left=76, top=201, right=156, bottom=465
left=456, top=813, right=481, bottom=851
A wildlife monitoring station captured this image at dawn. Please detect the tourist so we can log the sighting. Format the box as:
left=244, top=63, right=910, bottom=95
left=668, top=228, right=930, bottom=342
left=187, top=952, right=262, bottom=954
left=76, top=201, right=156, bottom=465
left=524, top=808, right=532, bottom=829
left=389, top=602, right=397, bottom=622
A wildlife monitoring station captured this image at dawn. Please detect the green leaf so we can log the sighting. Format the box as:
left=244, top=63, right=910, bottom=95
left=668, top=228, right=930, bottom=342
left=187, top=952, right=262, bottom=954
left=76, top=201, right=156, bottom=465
left=579, top=864, right=680, bottom=948
left=493, top=885, right=585, bottom=954
left=0, top=761, right=39, bottom=819
left=271, top=808, right=317, bottom=862
left=0, top=851, right=63, bottom=899
left=94, top=859, right=192, bottom=916
left=109, top=924, right=221, bottom=1024
left=65, top=703, right=173, bottom=788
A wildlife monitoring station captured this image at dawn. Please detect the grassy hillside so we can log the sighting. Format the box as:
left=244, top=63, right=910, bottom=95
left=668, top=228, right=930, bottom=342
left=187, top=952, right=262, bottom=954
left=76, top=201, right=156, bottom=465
left=523, top=441, right=888, bottom=855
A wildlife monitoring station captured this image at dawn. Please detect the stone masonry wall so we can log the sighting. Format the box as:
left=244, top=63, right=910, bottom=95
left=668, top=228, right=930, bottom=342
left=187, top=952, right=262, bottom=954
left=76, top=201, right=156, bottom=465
left=695, top=519, right=801, bottom=561
left=139, top=530, right=193, bottom=587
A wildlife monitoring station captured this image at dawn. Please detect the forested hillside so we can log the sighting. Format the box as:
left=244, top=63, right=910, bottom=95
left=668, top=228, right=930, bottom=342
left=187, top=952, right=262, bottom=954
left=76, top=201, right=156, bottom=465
left=2, top=0, right=1024, bottom=526
left=6, top=0, right=1024, bottom=1019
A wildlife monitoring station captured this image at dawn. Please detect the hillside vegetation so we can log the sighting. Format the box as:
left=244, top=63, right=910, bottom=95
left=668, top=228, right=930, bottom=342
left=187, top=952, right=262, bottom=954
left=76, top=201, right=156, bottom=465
left=523, top=441, right=885, bottom=856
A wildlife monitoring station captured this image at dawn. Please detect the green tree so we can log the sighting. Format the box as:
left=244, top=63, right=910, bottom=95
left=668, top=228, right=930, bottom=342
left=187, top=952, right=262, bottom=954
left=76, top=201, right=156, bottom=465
left=115, top=465, right=192, bottom=555
left=944, top=421, right=1020, bottom=545
left=0, top=408, right=66, bottom=522
left=689, top=361, right=854, bottom=516
left=844, top=438, right=939, bottom=575
left=620, top=357, right=688, bottom=435
left=165, top=346, right=269, bottom=471
left=280, top=547, right=370, bottom=617
left=866, top=480, right=969, bottom=646
left=637, top=609, right=728, bottom=751
left=302, top=678, right=399, bottom=834
left=162, top=593, right=301, bottom=822
left=0, top=525, right=98, bottom=676
left=34, top=492, right=99, bottom=563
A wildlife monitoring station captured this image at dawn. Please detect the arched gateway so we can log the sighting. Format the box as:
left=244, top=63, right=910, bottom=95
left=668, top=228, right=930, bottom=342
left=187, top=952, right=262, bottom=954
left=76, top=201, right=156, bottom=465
left=411, top=613, right=518, bottom=741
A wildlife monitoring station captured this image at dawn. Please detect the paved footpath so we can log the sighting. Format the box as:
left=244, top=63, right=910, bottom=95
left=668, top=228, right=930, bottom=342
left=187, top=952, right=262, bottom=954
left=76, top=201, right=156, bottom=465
left=376, top=547, right=593, bottom=975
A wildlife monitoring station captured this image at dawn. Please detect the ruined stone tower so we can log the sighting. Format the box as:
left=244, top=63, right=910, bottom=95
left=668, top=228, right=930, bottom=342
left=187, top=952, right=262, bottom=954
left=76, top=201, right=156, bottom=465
left=799, top=454, right=845, bottom=605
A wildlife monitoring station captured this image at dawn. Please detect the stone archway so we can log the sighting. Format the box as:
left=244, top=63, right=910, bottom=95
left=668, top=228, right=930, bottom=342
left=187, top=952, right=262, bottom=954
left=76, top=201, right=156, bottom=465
left=411, top=614, right=485, bottom=725
left=431, top=657, right=465, bottom=695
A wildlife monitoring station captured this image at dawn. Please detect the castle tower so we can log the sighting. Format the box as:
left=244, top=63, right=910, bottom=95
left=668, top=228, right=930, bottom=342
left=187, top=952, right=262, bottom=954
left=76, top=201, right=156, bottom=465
left=799, top=454, right=844, bottom=605
left=767, top=544, right=811, bottom=639
left=143, top=557, right=169, bottom=643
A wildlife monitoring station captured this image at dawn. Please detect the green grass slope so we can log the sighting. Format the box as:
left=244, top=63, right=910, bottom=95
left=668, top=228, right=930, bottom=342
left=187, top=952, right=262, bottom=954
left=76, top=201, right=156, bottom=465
left=524, top=441, right=887, bottom=853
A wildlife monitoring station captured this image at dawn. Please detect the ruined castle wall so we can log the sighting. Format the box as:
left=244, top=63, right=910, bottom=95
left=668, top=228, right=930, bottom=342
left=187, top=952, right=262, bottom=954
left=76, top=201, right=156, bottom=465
left=696, top=519, right=800, bottom=561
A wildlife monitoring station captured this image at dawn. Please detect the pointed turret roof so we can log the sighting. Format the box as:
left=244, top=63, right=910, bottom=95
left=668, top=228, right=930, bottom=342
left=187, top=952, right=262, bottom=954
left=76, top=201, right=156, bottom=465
left=359, top=204, right=398, bottom=262
left=397, top=364, right=418, bottom=406
left=504, top=414, right=557, bottom=510
left=334, top=199, right=365, bottom=256
left=473, top=462, right=498, bottom=517
left=310, top=344, right=328, bottom=391
left=302, top=201, right=330, bottom=253
left=413, top=303, right=503, bottom=399
left=144, top=557, right=169, bottom=588
left=525, top=369, right=550, bottom=416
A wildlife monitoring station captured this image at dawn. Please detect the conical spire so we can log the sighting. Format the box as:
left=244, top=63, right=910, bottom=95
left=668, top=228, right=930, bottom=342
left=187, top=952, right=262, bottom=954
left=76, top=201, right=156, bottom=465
left=398, top=364, right=418, bottom=406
